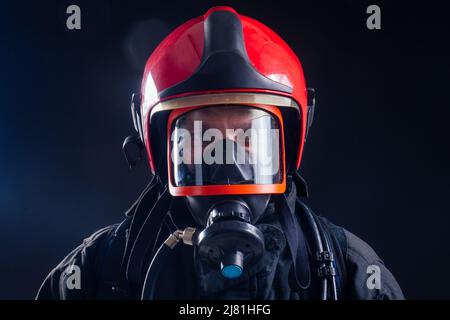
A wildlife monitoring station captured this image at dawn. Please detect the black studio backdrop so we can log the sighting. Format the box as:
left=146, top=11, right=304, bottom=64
left=0, top=0, right=449, bottom=299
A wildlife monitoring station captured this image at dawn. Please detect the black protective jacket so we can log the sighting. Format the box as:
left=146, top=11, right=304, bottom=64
left=36, top=178, right=404, bottom=300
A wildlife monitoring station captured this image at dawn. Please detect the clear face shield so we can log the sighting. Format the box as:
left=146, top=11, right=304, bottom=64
left=168, top=105, right=285, bottom=196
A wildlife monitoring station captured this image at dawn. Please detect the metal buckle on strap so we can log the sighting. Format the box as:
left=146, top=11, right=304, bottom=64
left=317, top=265, right=336, bottom=278
left=316, top=251, right=334, bottom=262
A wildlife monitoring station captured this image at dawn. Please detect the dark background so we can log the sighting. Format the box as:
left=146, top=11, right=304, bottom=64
left=0, top=0, right=449, bottom=299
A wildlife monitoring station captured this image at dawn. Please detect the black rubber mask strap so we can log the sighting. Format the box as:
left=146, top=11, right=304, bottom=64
left=277, top=194, right=311, bottom=290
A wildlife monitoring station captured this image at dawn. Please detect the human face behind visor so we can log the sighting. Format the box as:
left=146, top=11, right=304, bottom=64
left=167, top=105, right=286, bottom=196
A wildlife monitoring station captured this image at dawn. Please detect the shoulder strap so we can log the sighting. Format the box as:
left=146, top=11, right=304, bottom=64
left=90, top=178, right=170, bottom=299
left=276, top=194, right=312, bottom=291
left=93, top=216, right=133, bottom=299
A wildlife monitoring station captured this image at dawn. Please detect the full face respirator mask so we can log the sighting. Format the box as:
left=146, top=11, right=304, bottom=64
left=168, top=105, right=284, bottom=278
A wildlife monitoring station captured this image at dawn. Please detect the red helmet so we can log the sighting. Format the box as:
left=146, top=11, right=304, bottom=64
left=130, top=6, right=314, bottom=197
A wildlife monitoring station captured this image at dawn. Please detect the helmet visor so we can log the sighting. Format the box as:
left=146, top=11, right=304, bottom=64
left=169, top=106, right=283, bottom=187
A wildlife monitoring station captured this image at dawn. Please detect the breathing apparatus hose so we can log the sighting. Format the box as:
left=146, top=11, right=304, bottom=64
left=312, top=213, right=338, bottom=300
left=303, top=207, right=327, bottom=300
left=297, top=200, right=338, bottom=300
left=141, top=228, right=197, bottom=300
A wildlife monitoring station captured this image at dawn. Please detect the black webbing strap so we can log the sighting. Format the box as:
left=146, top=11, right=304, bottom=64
left=277, top=194, right=312, bottom=290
